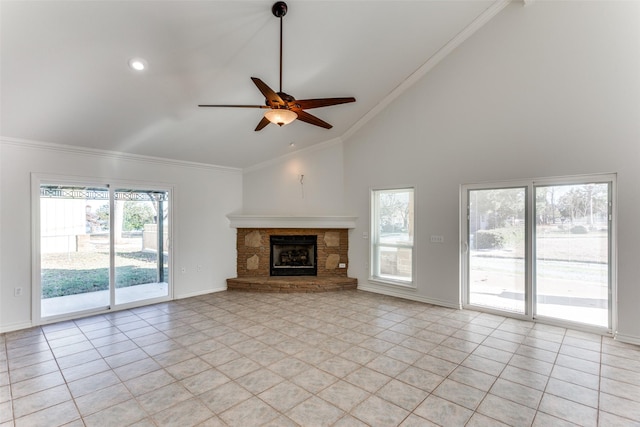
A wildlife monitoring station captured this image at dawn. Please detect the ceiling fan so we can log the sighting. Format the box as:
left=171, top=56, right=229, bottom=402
left=198, top=1, right=356, bottom=131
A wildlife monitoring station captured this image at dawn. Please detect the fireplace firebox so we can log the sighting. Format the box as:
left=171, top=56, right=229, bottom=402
left=270, top=235, right=317, bottom=276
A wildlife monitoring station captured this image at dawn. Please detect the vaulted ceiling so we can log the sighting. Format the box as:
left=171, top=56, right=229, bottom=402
left=1, top=0, right=507, bottom=168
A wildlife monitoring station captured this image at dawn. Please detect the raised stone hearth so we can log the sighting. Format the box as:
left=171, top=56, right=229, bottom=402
left=227, top=216, right=357, bottom=292
left=227, top=276, right=357, bottom=292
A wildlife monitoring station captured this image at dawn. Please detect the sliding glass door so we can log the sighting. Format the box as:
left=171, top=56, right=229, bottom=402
left=40, top=186, right=111, bottom=317
left=463, top=176, right=614, bottom=331
left=535, top=183, right=610, bottom=327
left=114, top=189, right=169, bottom=305
left=38, top=182, right=171, bottom=321
left=467, top=187, right=526, bottom=314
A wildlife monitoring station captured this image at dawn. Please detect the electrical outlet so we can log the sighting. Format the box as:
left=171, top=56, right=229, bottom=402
left=430, top=235, right=444, bottom=243
left=362, top=232, right=368, bottom=239
left=197, top=265, right=202, bottom=272
left=338, top=263, right=346, bottom=268
left=14, top=287, right=23, bottom=297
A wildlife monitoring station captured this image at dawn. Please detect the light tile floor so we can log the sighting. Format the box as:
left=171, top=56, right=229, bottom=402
left=2, top=290, right=640, bottom=426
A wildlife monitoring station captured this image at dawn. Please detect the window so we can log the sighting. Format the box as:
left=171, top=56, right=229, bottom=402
left=371, top=188, right=415, bottom=286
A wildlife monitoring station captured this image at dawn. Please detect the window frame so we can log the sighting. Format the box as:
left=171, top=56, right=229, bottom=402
left=370, top=186, right=416, bottom=288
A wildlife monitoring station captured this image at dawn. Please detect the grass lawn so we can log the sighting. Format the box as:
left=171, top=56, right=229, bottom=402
left=41, top=251, right=167, bottom=298
left=474, top=226, right=608, bottom=263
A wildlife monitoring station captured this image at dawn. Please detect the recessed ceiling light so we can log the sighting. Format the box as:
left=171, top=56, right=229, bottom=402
left=128, top=58, right=147, bottom=71
left=289, top=142, right=295, bottom=147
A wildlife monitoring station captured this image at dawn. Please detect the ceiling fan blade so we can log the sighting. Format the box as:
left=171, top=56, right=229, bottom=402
left=255, top=116, right=271, bottom=131
left=293, top=109, right=332, bottom=129
left=198, top=104, right=269, bottom=108
left=251, top=77, right=285, bottom=107
left=294, top=97, right=356, bottom=110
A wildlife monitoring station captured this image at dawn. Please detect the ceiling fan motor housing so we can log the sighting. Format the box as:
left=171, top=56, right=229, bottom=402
left=272, top=2, right=287, bottom=18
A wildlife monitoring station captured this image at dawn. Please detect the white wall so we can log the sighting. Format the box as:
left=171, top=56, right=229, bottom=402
left=343, top=1, right=640, bottom=342
left=0, top=139, right=242, bottom=332
left=6, top=2, right=638, bottom=343
left=242, top=139, right=347, bottom=215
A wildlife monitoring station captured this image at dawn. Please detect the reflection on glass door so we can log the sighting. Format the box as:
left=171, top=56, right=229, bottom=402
left=535, top=183, right=610, bottom=327
left=468, top=187, right=526, bottom=314
left=114, top=189, right=169, bottom=305
left=40, top=186, right=111, bottom=317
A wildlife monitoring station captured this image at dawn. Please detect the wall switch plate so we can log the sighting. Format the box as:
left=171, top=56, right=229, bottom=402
left=430, top=235, right=444, bottom=243
left=338, top=263, right=346, bottom=268
left=14, top=287, right=23, bottom=297
left=362, top=232, right=368, bottom=239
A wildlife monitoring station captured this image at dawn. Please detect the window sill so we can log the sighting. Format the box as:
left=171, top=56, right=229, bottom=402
left=368, top=277, right=416, bottom=290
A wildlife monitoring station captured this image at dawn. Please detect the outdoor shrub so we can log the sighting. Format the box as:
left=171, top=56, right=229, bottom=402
left=475, top=230, right=505, bottom=249
left=570, top=225, right=588, bottom=234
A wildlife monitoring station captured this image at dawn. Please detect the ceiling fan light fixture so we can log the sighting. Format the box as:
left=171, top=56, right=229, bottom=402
left=264, top=109, right=297, bottom=126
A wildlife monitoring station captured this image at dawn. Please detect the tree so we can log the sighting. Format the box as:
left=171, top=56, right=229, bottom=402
left=556, top=184, right=608, bottom=225
left=379, top=192, right=411, bottom=232
left=122, top=202, right=155, bottom=231
left=536, top=187, right=559, bottom=225
left=94, top=204, right=110, bottom=230
left=473, top=189, right=524, bottom=230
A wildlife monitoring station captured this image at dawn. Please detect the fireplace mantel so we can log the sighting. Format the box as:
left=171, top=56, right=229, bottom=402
left=227, top=214, right=357, bottom=229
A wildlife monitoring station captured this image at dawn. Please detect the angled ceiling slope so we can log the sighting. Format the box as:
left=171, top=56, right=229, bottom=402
left=1, top=1, right=509, bottom=169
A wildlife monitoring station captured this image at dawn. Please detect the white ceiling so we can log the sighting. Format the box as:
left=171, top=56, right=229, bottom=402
left=1, top=0, right=503, bottom=169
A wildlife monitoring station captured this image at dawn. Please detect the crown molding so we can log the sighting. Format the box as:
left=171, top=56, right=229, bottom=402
left=341, top=0, right=511, bottom=142
left=0, top=136, right=242, bottom=174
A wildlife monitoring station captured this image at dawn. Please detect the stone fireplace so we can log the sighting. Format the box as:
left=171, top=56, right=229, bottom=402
left=226, top=215, right=358, bottom=292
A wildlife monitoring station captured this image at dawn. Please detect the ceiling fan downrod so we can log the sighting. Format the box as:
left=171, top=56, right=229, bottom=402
left=272, top=2, right=287, bottom=93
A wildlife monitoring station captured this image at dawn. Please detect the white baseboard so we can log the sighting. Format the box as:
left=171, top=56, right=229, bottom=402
left=175, top=287, right=227, bottom=300
left=357, top=284, right=460, bottom=310
left=0, top=321, right=34, bottom=334
left=614, top=332, right=640, bottom=346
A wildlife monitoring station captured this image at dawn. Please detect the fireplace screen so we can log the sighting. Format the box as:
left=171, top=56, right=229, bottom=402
left=270, top=235, right=317, bottom=276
